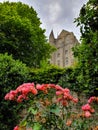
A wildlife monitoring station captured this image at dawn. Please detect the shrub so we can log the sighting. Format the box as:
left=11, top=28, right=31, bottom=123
left=0, top=53, right=29, bottom=130
left=29, top=66, right=81, bottom=93
left=4, top=82, right=98, bottom=130
left=29, top=66, right=65, bottom=84
left=58, top=67, right=80, bottom=92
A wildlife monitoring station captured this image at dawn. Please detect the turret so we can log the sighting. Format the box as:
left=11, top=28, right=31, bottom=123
left=49, top=30, right=55, bottom=44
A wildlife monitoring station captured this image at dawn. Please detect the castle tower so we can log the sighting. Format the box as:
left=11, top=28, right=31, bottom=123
left=49, top=29, right=79, bottom=67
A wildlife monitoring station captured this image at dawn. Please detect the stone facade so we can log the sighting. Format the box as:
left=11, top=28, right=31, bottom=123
left=49, top=30, right=79, bottom=67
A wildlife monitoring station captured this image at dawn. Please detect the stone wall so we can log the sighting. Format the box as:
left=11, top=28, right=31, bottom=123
left=49, top=30, right=79, bottom=67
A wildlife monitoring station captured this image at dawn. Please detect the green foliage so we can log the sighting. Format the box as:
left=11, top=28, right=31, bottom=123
left=74, top=0, right=98, bottom=38
left=58, top=67, right=79, bottom=92
left=73, top=0, right=98, bottom=95
left=5, top=83, right=98, bottom=130
left=0, top=1, right=54, bottom=67
left=29, top=66, right=65, bottom=84
left=72, top=118, right=94, bottom=130
left=0, top=53, right=29, bottom=130
left=29, top=66, right=80, bottom=92
left=39, top=60, right=52, bottom=70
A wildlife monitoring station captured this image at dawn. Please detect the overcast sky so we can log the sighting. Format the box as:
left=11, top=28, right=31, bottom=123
left=0, top=0, right=88, bottom=40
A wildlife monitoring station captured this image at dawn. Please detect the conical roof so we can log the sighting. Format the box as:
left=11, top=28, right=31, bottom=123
left=49, top=30, right=55, bottom=39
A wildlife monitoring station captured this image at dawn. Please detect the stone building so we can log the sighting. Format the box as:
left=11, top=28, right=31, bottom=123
left=49, top=29, right=79, bottom=67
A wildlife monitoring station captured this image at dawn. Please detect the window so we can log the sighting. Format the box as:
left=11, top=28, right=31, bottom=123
left=57, top=53, right=60, bottom=57
left=65, top=50, right=68, bottom=54
left=57, top=60, right=60, bottom=66
left=65, top=57, right=68, bottom=65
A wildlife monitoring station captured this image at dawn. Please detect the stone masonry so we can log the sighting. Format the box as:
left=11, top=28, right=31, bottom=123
left=49, top=30, right=79, bottom=67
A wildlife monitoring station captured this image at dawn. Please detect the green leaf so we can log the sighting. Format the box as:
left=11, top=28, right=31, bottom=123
left=28, top=107, right=37, bottom=115
left=50, top=105, right=60, bottom=116
left=20, top=120, right=27, bottom=127
left=33, top=123, right=42, bottom=130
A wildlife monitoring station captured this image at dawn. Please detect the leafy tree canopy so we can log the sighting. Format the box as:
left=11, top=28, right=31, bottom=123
left=74, top=0, right=98, bottom=40
left=73, top=0, right=98, bottom=95
left=0, top=1, right=54, bottom=67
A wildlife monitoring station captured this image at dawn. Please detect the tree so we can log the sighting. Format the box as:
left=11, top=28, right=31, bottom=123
left=74, top=0, right=98, bottom=95
left=0, top=53, right=30, bottom=130
left=0, top=1, right=54, bottom=67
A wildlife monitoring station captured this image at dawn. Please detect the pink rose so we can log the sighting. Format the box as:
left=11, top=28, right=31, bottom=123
left=55, top=85, right=63, bottom=91
left=13, top=125, right=19, bottom=130
left=88, top=96, right=96, bottom=104
left=72, top=98, right=78, bottom=103
left=36, top=84, right=44, bottom=90
left=56, top=90, right=63, bottom=95
left=63, top=88, right=70, bottom=93
left=31, top=87, right=38, bottom=95
left=82, top=104, right=91, bottom=111
left=84, top=111, right=91, bottom=118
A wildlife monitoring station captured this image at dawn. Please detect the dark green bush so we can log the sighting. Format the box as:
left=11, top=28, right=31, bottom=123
left=0, top=53, right=29, bottom=130
left=58, top=67, right=80, bottom=92
left=29, top=66, right=80, bottom=93
left=29, top=66, right=65, bottom=84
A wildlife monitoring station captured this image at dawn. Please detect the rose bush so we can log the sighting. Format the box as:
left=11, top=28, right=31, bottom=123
left=5, top=83, right=98, bottom=130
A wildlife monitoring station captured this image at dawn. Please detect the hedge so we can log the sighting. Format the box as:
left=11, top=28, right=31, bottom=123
left=0, top=53, right=29, bottom=130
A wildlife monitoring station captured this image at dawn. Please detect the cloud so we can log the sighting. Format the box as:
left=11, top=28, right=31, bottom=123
left=0, top=0, right=88, bottom=40
left=32, top=0, right=88, bottom=40
left=48, top=2, right=62, bottom=23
